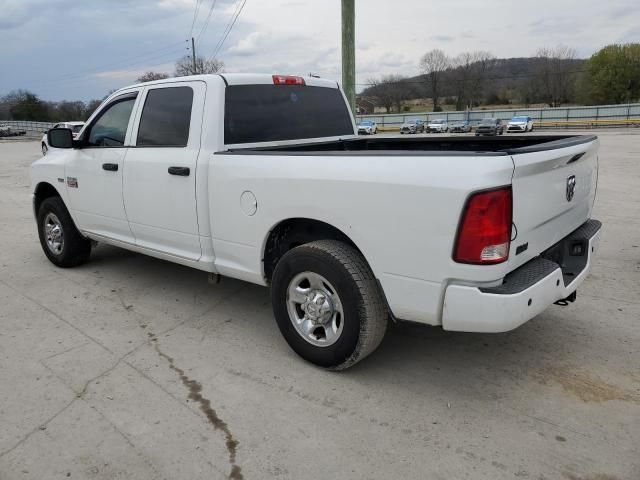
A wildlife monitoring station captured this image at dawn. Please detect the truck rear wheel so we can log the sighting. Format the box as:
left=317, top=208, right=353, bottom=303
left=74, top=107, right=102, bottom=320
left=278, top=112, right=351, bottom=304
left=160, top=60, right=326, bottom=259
left=271, top=240, right=387, bottom=370
left=37, top=197, right=91, bottom=268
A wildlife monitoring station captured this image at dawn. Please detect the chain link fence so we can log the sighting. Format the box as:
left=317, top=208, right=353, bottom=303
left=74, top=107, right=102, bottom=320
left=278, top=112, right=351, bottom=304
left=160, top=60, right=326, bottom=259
left=357, top=103, right=640, bottom=131
left=0, top=120, right=55, bottom=135
left=3, top=103, right=640, bottom=137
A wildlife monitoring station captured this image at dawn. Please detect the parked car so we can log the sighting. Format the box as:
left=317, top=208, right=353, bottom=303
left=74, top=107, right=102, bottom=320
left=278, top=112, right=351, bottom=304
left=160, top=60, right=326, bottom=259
left=507, top=116, right=534, bottom=133
left=357, top=120, right=377, bottom=135
left=449, top=120, right=472, bottom=133
left=32, top=73, right=601, bottom=370
left=427, top=119, right=449, bottom=133
left=42, top=121, right=84, bottom=155
left=400, top=119, right=425, bottom=134
left=475, top=118, right=505, bottom=136
left=0, top=124, right=26, bottom=137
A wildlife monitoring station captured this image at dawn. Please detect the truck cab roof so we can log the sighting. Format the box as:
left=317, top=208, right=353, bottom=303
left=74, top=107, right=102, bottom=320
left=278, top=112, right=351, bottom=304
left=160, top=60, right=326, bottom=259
left=124, top=73, right=339, bottom=91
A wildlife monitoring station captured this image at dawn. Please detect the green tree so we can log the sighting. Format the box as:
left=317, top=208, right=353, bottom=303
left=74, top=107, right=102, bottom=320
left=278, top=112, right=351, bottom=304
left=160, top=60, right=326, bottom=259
left=6, top=90, right=50, bottom=121
left=84, top=99, right=103, bottom=120
left=584, top=43, right=640, bottom=104
left=52, top=101, right=86, bottom=122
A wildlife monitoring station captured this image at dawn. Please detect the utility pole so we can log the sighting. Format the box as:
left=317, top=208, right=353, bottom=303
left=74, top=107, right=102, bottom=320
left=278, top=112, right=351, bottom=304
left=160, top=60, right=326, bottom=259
left=191, top=37, right=197, bottom=75
left=341, top=0, right=356, bottom=115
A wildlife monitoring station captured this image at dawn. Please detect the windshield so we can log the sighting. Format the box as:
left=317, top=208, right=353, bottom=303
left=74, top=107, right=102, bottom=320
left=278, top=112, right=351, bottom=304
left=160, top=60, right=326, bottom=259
left=406, top=120, right=418, bottom=124
left=481, top=119, right=497, bottom=125
left=431, top=120, right=444, bottom=124
left=359, top=121, right=373, bottom=126
left=511, top=117, right=528, bottom=122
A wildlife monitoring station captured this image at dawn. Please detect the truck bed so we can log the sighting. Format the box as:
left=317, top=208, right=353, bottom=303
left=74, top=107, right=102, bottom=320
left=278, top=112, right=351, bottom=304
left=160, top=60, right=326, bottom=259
left=224, top=135, right=597, bottom=156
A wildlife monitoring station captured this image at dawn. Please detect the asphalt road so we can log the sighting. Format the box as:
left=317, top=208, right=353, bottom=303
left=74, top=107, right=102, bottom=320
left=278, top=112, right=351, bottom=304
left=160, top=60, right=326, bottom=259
left=0, top=133, right=638, bottom=480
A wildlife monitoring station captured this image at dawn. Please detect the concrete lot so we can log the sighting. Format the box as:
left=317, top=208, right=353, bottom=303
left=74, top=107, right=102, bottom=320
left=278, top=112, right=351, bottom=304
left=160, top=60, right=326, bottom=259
left=0, top=133, right=638, bottom=480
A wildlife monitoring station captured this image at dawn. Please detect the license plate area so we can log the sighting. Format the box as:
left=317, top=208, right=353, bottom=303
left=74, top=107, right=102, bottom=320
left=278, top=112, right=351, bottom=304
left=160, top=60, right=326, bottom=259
left=541, top=219, right=601, bottom=287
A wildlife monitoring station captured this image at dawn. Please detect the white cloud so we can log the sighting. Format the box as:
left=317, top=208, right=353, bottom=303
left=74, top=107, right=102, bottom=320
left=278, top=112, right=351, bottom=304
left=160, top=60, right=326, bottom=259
left=2, top=0, right=640, bottom=100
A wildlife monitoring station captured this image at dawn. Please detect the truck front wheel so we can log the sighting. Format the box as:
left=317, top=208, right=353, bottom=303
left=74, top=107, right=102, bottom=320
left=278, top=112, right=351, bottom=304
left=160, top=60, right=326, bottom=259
left=37, top=197, right=91, bottom=267
left=271, top=240, right=387, bottom=370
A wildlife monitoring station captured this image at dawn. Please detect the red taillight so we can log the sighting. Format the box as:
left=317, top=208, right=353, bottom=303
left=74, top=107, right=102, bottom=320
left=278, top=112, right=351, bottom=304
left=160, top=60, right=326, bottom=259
left=272, top=75, right=306, bottom=86
left=454, top=187, right=512, bottom=265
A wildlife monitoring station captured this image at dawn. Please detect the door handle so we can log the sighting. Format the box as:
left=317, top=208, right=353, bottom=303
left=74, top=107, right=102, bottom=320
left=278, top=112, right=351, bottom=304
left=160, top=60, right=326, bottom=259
left=102, top=163, right=118, bottom=172
left=168, top=166, right=190, bottom=176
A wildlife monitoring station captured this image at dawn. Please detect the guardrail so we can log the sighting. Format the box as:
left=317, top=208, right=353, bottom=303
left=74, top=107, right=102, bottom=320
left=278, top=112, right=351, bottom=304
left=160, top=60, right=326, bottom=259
left=357, top=103, right=640, bottom=131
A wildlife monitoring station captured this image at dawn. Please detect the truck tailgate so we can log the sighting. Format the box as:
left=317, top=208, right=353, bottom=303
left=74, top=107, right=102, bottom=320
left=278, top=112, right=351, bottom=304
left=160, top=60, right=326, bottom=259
left=509, top=137, right=599, bottom=267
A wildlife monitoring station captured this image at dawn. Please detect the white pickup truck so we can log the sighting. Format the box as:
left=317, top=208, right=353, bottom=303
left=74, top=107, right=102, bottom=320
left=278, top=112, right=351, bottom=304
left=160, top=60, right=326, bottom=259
left=31, top=74, right=602, bottom=369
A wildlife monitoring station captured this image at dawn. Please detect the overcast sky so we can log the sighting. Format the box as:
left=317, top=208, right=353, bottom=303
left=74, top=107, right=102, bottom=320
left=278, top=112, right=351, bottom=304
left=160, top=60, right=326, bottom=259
left=1, top=0, right=638, bottom=101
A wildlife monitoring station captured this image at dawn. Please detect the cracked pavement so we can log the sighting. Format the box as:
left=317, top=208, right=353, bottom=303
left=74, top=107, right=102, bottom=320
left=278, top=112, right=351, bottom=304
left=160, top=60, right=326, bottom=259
left=0, top=136, right=639, bottom=479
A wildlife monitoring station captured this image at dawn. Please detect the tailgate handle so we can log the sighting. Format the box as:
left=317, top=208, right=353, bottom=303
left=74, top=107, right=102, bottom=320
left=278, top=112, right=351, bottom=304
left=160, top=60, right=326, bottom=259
left=567, top=152, right=586, bottom=164
left=168, top=166, right=190, bottom=176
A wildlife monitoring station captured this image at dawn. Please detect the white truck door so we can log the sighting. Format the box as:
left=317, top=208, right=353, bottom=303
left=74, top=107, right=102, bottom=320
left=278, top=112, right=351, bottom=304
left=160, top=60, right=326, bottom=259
left=123, top=81, right=205, bottom=261
left=64, top=91, right=140, bottom=244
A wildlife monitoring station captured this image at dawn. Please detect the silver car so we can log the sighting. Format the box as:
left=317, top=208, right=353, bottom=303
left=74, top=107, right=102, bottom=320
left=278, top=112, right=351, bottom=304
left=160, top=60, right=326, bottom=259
left=400, top=119, right=425, bottom=134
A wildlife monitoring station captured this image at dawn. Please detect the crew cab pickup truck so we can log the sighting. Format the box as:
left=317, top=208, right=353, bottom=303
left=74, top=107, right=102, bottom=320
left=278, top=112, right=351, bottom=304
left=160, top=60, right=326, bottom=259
left=31, top=74, right=602, bottom=370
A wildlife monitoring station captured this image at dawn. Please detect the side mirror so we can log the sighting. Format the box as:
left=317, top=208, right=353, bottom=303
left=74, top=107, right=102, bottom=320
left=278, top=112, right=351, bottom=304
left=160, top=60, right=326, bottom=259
left=48, top=128, right=73, bottom=149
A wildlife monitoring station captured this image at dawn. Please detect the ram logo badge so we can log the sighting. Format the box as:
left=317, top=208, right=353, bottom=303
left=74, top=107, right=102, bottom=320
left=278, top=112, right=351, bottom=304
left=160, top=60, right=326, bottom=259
left=66, top=177, right=78, bottom=188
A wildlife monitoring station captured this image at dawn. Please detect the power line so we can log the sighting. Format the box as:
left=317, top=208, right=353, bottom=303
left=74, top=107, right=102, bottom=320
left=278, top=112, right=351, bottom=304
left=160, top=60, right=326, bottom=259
left=195, top=0, right=219, bottom=47
left=20, top=47, right=186, bottom=92
left=209, top=0, right=247, bottom=61
left=31, top=41, right=187, bottom=86
left=188, top=0, right=203, bottom=38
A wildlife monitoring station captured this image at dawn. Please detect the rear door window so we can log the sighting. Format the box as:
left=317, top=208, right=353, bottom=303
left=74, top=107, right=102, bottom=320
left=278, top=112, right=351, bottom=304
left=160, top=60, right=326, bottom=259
left=224, top=85, right=353, bottom=144
left=137, top=87, right=194, bottom=147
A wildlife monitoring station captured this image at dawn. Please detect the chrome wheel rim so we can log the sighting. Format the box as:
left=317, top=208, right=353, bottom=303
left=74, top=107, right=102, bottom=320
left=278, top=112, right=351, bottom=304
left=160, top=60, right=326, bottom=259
left=286, top=272, right=344, bottom=347
left=44, top=213, right=64, bottom=255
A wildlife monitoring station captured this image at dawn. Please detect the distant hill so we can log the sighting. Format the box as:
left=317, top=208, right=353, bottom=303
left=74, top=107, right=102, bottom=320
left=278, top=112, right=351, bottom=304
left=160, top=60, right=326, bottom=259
left=361, top=57, right=587, bottom=110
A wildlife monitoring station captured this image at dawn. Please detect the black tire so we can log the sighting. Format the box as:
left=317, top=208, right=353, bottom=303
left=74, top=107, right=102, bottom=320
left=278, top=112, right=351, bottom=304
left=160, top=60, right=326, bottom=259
left=37, top=197, right=91, bottom=268
left=271, top=240, right=387, bottom=370
left=41, top=143, right=48, bottom=156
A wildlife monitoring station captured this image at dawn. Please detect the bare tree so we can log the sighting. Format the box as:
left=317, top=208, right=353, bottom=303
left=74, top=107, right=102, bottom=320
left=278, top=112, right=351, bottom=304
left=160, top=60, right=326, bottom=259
left=137, top=71, right=170, bottom=83
left=175, top=56, right=224, bottom=76
left=469, top=51, right=497, bottom=106
left=451, top=51, right=496, bottom=109
left=367, top=75, right=412, bottom=113
left=419, top=49, right=450, bottom=111
left=451, top=52, right=476, bottom=110
left=536, top=45, right=578, bottom=107
left=367, top=77, right=393, bottom=113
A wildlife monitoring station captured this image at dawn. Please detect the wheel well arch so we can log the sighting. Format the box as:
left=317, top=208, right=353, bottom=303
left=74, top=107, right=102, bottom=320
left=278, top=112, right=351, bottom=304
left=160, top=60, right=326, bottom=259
left=33, top=182, right=62, bottom=215
left=263, top=218, right=364, bottom=281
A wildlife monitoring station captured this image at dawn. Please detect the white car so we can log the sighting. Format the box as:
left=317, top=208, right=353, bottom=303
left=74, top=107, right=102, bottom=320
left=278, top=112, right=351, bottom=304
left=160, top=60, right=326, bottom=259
left=427, top=119, right=448, bottom=133
left=507, top=116, right=534, bottom=133
left=41, top=121, right=84, bottom=155
left=357, top=120, right=377, bottom=135
left=32, top=73, right=601, bottom=369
